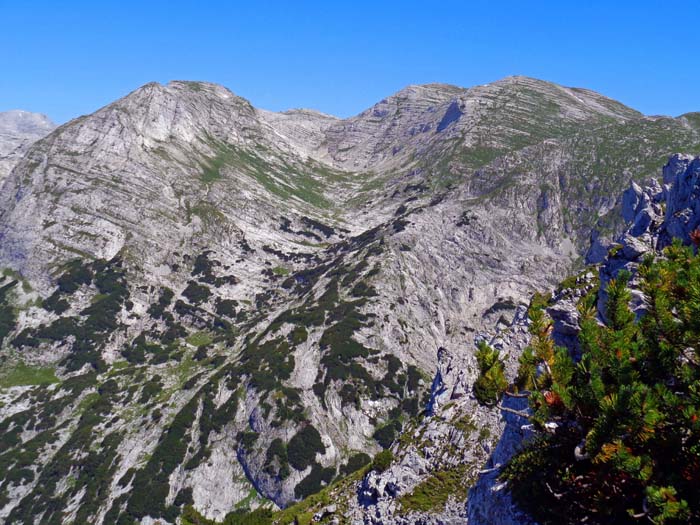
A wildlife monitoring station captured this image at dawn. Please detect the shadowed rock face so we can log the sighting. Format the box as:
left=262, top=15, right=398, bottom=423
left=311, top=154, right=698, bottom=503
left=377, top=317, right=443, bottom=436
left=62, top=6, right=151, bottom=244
left=662, top=154, right=700, bottom=242
left=0, top=78, right=698, bottom=525
left=0, top=110, right=55, bottom=183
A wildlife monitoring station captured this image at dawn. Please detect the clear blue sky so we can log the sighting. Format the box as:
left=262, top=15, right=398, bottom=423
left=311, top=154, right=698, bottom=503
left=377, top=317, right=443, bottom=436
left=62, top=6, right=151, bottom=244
left=1, top=0, right=698, bottom=123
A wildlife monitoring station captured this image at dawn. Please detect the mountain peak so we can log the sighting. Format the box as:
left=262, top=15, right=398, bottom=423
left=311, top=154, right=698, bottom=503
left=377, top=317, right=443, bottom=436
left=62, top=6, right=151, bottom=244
left=391, top=82, right=464, bottom=97
left=488, top=75, right=642, bottom=119
left=0, top=110, right=55, bottom=183
left=0, top=110, right=55, bottom=135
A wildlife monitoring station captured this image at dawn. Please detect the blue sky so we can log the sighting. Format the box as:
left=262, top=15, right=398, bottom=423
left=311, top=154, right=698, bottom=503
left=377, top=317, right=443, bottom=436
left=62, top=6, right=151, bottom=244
left=1, top=0, right=698, bottom=123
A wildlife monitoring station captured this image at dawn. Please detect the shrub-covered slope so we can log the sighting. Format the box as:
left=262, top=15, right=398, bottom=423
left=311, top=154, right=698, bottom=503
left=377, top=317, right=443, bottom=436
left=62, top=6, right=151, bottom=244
left=274, top=155, right=700, bottom=525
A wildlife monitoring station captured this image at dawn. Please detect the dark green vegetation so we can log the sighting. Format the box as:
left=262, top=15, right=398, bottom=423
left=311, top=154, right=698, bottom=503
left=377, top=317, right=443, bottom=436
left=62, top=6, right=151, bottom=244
left=122, top=395, right=199, bottom=522
left=0, top=278, right=18, bottom=345
left=0, top=253, right=249, bottom=524
left=287, top=425, right=325, bottom=471
left=182, top=280, right=212, bottom=304
left=397, top=463, right=473, bottom=514
left=263, top=438, right=290, bottom=480
left=181, top=504, right=273, bottom=525
left=294, top=463, right=336, bottom=499
left=473, top=340, right=508, bottom=405
left=373, top=419, right=402, bottom=449
left=0, top=211, right=433, bottom=523
left=12, top=257, right=130, bottom=372
left=4, top=79, right=700, bottom=525
left=228, top=231, right=427, bottom=503
left=2, top=372, right=123, bottom=525
left=339, top=452, right=371, bottom=476
left=370, top=449, right=394, bottom=473
left=504, top=241, right=700, bottom=525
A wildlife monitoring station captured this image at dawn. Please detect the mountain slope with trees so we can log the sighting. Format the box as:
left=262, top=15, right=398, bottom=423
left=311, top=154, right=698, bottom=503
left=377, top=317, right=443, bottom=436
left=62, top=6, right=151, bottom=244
left=0, top=78, right=699, bottom=524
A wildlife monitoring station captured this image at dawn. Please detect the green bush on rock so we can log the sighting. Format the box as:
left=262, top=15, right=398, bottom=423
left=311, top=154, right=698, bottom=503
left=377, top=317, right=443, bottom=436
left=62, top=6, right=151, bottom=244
left=503, top=241, right=700, bottom=525
left=371, top=449, right=394, bottom=473
left=473, top=341, right=507, bottom=405
left=288, top=425, right=325, bottom=471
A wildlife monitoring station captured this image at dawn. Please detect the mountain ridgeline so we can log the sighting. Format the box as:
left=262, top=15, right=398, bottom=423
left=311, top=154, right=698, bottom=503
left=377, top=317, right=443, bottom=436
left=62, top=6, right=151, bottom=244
left=0, top=110, right=55, bottom=184
left=0, top=77, right=698, bottom=525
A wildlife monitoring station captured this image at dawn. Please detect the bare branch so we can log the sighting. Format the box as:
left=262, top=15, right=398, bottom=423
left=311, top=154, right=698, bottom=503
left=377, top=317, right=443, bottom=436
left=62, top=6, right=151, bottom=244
left=504, top=390, right=531, bottom=398
left=497, top=404, right=532, bottom=419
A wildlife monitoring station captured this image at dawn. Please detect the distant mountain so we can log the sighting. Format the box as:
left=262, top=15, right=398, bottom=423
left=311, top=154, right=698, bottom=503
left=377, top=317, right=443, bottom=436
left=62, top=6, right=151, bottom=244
left=0, top=78, right=698, bottom=525
left=0, top=110, right=55, bottom=183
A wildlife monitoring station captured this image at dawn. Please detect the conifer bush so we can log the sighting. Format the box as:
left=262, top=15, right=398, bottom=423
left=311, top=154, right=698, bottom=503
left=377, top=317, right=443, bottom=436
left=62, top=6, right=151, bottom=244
left=0, top=280, right=17, bottom=345
left=473, top=341, right=508, bottom=405
left=503, top=240, right=700, bottom=525
left=371, top=449, right=394, bottom=472
left=287, top=425, right=325, bottom=470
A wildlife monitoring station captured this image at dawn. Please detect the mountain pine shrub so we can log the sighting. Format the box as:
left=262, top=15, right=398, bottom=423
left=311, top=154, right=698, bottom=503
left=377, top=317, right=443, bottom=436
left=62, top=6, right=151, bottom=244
left=503, top=240, right=700, bottom=524
left=473, top=341, right=508, bottom=405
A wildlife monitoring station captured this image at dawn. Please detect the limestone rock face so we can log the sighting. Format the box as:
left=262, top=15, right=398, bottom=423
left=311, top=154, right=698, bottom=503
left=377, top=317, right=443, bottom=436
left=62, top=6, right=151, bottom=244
left=662, top=155, right=700, bottom=243
left=598, top=154, right=700, bottom=320
left=320, top=76, right=641, bottom=173
left=0, top=110, right=55, bottom=183
left=0, top=76, right=698, bottom=525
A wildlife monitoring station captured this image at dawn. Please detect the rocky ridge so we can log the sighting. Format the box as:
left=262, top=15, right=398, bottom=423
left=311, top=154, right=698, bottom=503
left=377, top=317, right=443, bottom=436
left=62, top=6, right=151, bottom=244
left=0, top=110, right=55, bottom=184
left=0, top=77, right=698, bottom=525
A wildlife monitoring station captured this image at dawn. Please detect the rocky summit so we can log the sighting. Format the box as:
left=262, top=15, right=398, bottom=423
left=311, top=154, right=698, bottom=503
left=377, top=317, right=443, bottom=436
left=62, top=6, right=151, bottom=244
left=0, top=77, right=699, bottom=525
left=0, top=111, right=55, bottom=185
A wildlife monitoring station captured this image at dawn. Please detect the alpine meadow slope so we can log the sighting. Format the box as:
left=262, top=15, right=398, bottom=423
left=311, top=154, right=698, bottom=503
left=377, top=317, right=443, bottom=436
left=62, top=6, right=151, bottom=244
left=0, top=76, right=699, bottom=525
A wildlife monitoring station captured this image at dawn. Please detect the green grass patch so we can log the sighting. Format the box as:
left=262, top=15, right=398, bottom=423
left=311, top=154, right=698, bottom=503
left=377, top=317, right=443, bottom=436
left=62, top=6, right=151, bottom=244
left=109, top=360, right=129, bottom=372
left=272, top=266, right=290, bottom=276
left=0, top=361, right=60, bottom=388
left=272, top=466, right=368, bottom=525
left=397, top=463, right=474, bottom=514
left=77, top=392, right=100, bottom=412
left=91, top=293, right=109, bottom=304
left=167, top=350, right=200, bottom=391
left=186, top=201, right=226, bottom=229
left=186, top=331, right=214, bottom=347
